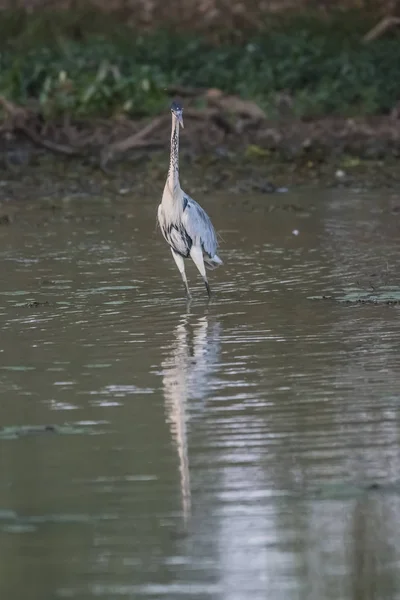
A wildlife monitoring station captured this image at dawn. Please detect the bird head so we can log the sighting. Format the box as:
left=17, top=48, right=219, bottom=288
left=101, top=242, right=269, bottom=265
left=171, top=101, right=184, bottom=128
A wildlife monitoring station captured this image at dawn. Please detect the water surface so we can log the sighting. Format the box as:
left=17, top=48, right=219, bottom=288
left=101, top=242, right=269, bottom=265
left=0, top=189, right=400, bottom=600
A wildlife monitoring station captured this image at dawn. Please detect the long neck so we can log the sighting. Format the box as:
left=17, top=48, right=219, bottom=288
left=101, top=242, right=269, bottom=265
left=167, top=114, right=180, bottom=192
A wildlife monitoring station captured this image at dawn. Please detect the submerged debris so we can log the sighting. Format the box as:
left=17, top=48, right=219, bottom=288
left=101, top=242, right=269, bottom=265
left=0, top=423, right=97, bottom=440
left=309, top=288, right=400, bottom=305
left=25, top=301, right=51, bottom=308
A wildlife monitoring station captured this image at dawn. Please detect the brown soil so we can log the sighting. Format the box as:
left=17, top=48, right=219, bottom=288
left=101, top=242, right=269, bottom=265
left=2, top=102, right=400, bottom=164
left=1, top=94, right=400, bottom=202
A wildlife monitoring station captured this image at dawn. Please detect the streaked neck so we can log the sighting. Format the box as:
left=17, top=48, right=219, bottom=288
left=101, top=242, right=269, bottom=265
left=167, top=114, right=180, bottom=192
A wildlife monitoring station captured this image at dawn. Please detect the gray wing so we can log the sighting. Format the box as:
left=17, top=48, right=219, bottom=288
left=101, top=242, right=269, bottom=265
left=181, top=194, right=218, bottom=258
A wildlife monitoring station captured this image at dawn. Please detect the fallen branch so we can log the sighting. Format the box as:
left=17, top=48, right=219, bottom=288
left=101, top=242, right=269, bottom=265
left=206, top=89, right=266, bottom=120
left=363, top=16, right=400, bottom=43
left=18, top=124, right=80, bottom=156
left=0, top=95, right=25, bottom=118
left=100, top=115, right=167, bottom=168
left=0, top=95, right=79, bottom=156
left=183, top=108, right=236, bottom=133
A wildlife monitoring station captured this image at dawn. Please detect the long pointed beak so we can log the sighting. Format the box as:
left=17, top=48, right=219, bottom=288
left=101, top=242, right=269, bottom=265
left=178, top=114, right=184, bottom=128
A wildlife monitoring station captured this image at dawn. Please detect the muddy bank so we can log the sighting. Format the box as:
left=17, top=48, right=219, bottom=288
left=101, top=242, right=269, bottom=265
left=1, top=112, right=400, bottom=212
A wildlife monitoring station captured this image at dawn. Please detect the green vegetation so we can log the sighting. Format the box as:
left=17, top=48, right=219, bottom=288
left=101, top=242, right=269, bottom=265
left=0, top=9, right=399, bottom=120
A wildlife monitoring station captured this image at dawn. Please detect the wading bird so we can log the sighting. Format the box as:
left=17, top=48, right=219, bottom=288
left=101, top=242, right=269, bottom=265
left=157, top=102, right=222, bottom=300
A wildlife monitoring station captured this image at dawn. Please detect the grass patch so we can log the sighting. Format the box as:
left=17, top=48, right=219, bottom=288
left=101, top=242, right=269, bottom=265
left=0, top=8, right=399, bottom=120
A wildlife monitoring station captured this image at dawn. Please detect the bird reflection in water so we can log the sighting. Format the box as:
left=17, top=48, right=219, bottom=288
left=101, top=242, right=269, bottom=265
left=161, top=310, right=221, bottom=524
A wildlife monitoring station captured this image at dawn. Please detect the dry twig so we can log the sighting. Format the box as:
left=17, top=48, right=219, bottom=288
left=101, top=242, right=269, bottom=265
left=363, top=16, right=400, bottom=42
left=100, top=114, right=167, bottom=169
left=0, top=95, right=79, bottom=156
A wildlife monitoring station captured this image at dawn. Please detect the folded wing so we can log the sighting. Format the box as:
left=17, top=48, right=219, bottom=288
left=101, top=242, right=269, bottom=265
left=181, top=195, right=218, bottom=259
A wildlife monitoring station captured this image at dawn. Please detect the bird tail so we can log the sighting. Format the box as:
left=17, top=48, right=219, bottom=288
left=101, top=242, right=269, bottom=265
left=204, top=254, right=223, bottom=270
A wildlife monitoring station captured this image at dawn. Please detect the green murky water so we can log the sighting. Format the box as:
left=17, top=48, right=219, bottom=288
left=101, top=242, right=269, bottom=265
left=0, top=188, right=400, bottom=600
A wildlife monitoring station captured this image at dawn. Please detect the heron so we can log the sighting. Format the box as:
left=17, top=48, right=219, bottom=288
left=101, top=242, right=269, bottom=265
left=157, top=101, right=223, bottom=300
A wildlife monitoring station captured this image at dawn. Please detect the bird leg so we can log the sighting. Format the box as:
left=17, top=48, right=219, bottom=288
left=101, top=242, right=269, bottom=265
left=171, top=249, right=192, bottom=299
left=183, top=279, right=192, bottom=300
left=189, top=245, right=211, bottom=299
